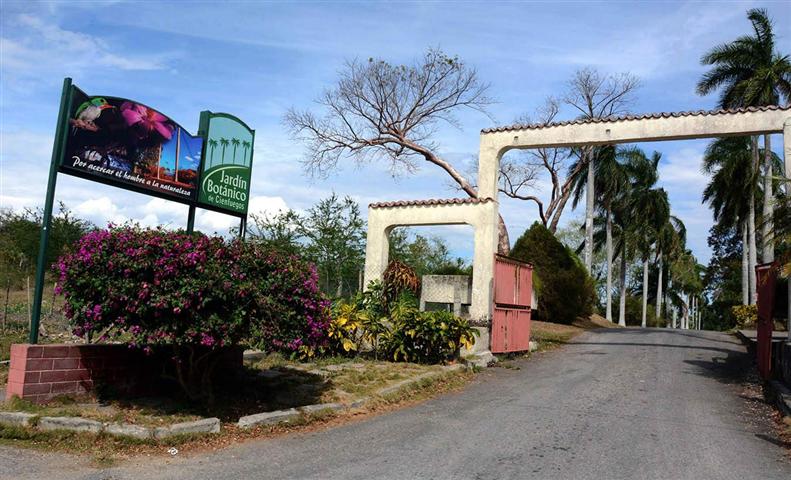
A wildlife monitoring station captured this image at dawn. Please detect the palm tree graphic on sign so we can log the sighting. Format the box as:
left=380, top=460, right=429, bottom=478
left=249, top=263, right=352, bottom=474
left=208, top=139, right=218, bottom=169
left=219, top=138, right=230, bottom=164
left=231, top=138, right=241, bottom=164
left=242, top=140, right=251, bottom=166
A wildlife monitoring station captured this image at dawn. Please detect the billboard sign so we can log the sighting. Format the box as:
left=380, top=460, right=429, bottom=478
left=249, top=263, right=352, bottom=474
left=60, top=86, right=203, bottom=203
left=197, top=112, right=254, bottom=216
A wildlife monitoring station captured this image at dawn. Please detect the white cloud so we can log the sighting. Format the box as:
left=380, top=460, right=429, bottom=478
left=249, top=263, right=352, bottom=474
left=1, top=14, right=170, bottom=81
left=247, top=195, right=289, bottom=218
left=195, top=210, right=235, bottom=233
left=658, top=147, right=708, bottom=191
left=72, top=196, right=127, bottom=225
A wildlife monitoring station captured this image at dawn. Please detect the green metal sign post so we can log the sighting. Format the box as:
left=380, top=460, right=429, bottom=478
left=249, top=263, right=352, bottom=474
left=30, top=78, right=73, bottom=344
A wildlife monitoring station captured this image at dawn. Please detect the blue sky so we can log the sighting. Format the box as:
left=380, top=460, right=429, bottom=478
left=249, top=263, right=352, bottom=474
left=1, top=0, right=789, bottom=265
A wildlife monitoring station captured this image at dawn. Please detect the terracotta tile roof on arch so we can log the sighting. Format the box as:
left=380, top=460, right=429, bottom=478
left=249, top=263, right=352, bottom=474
left=481, top=104, right=791, bottom=134
left=369, top=197, right=494, bottom=209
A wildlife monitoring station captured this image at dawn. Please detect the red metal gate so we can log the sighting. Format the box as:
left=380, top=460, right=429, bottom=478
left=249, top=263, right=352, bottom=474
left=491, top=254, right=533, bottom=353
left=755, top=263, right=777, bottom=379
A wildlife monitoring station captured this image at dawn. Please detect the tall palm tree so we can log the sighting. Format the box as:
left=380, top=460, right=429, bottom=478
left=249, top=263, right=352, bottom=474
left=572, top=145, right=629, bottom=323
left=701, top=137, right=782, bottom=304
left=697, top=8, right=791, bottom=269
left=623, top=149, right=669, bottom=328
left=670, top=250, right=703, bottom=330
left=702, top=136, right=754, bottom=304
left=655, top=216, right=686, bottom=323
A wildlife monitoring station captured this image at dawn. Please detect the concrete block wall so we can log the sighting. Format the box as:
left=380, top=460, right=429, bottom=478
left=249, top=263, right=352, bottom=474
left=6, top=343, right=243, bottom=404
left=7, top=344, right=128, bottom=403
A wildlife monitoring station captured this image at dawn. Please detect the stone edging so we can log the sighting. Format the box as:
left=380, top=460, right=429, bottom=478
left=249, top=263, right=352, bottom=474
left=237, top=364, right=466, bottom=429
left=0, top=412, right=220, bottom=440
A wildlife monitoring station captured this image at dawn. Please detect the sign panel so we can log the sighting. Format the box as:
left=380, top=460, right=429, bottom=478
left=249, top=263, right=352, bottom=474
left=60, top=86, right=203, bottom=203
left=197, top=112, right=254, bottom=216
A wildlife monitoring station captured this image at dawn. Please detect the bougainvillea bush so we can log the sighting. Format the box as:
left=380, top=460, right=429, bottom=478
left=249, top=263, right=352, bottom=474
left=55, top=226, right=330, bottom=402
left=237, top=242, right=331, bottom=358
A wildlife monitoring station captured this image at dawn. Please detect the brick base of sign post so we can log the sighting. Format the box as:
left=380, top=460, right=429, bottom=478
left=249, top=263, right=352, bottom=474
left=6, top=344, right=242, bottom=404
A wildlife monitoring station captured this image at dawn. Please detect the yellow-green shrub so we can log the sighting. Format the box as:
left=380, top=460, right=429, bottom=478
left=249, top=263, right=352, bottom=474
left=731, top=304, right=757, bottom=328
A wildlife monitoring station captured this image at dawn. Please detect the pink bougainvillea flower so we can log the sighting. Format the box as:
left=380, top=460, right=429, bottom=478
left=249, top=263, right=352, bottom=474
left=120, top=102, right=173, bottom=140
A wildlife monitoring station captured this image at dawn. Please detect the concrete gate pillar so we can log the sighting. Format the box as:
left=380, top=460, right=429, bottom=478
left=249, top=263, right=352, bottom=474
left=363, top=198, right=500, bottom=355
left=362, top=217, right=392, bottom=289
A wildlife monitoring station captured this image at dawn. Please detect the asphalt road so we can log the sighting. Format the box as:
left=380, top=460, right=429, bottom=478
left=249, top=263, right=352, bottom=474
left=3, top=328, right=790, bottom=480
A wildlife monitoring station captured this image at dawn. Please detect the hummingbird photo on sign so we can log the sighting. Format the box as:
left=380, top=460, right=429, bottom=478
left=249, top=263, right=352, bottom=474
left=62, top=86, right=203, bottom=201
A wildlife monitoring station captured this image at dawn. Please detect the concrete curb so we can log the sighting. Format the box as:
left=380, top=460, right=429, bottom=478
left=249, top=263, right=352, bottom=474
left=237, top=408, right=300, bottom=429
left=154, top=417, right=221, bottom=439
left=39, top=416, right=103, bottom=433
left=0, top=411, right=37, bottom=427
left=0, top=412, right=221, bottom=440
left=375, top=364, right=465, bottom=397
left=237, top=402, right=351, bottom=429
left=237, top=364, right=467, bottom=428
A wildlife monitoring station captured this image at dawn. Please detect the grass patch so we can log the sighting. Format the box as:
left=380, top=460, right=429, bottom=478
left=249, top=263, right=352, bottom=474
left=247, top=353, right=444, bottom=405
left=531, top=320, right=585, bottom=352
left=1, top=325, right=27, bottom=362
left=371, top=368, right=472, bottom=406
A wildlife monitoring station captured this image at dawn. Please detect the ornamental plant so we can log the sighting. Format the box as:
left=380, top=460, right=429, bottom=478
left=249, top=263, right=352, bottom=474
left=237, top=242, right=331, bottom=358
left=55, top=226, right=330, bottom=403
left=327, top=288, right=477, bottom=364
left=731, top=304, right=757, bottom=328
left=382, top=260, right=420, bottom=308
left=381, top=295, right=478, bottom=364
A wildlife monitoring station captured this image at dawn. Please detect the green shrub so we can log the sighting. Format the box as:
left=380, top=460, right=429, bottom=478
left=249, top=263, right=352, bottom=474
left=327, top=288, right=477, bottom=364
left=327, top=293, right=387, bottom=356
left=510, top=222, right=595, bottom=325
left=381, top=298, right=477, bottom=364
left=617, top=295, right=661, bottom=327
left=731, top=304, right=757, bottom=328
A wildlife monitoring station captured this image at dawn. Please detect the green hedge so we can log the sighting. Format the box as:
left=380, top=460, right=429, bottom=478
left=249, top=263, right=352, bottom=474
left=510, top=222, right=595, bottom=325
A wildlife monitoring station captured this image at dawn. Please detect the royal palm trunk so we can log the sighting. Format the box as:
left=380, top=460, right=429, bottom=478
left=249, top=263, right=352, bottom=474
left=762, top=134, right=773, bottom=263
left=655, top=252, right=663, bottom=322
left=619, top=252, right=627, bottom=326
left=641, top=257, right=648, bottom=328
left=606, top=209, right=613, bottom=322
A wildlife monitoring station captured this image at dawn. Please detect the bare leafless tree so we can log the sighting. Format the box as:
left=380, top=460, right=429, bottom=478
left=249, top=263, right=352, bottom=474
left=564, top=68, right=640, bottom=271
left=563, top=68, right=640, bottom=120
left=493, top=98, right=577, bottom=232
left=284, top=49, right=513, bottom=253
